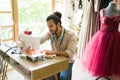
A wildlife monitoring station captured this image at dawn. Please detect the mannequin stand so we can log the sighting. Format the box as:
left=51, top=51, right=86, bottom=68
left=96, top=77, right=111, bottom=80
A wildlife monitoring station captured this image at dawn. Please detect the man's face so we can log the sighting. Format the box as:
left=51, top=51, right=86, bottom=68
left=47, top=19, right=58, bottom=34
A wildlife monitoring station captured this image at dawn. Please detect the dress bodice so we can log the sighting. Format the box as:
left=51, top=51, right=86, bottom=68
left=100, top=9, right=120, bottom=32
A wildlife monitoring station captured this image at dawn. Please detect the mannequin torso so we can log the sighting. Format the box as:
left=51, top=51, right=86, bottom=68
left=100, top=2, right=120, bottom=17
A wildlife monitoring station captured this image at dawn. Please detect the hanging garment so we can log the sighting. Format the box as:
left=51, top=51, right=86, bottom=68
left=72, top=0, right=96, bottom=79
left=81, top=9, right=120, bottom=77
left=94, top=0, right=102, bottom=31
left=77, top=0, right=95, bottom=58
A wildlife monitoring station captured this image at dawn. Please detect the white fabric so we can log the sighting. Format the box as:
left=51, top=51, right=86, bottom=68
left=63, top=0, right=74, bottom=22
left=62, top=0, right=80, bottom=23
left=0, top=28, right=1, bottom=45
left=77, top=1, right=95, bottom=58
left=119, top=24, right=120, bottom=32
left=72, top=0, right=97, bottom=80
left=72, top=57, right=97, bottom=80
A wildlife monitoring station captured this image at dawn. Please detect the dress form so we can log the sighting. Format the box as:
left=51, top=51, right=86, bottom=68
left=100, top=2, right=120, bottom=17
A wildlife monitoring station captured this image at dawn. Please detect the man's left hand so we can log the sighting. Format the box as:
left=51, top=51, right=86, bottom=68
left=41, top=50, right=55, bottom=55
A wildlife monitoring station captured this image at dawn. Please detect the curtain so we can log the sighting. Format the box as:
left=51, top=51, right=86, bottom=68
left=62, top=0, right=74, bottom=22
left=72, top=0, right=102, bottom=80
left=77, top=0, right=96, bottom=58
left=76, top=0, right=110, bottom=58
left=116, top=0, right=120, bottom=32
left=0, top=28, right=1, bottom=45
left=94, top=0, right=102, bottom=32
left=72, top=0, right=95, bottom=79
left=115, top=0, right=120, bottom=8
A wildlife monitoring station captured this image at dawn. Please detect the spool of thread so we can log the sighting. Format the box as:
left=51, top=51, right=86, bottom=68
left=24, top=31, right=32, bottom=35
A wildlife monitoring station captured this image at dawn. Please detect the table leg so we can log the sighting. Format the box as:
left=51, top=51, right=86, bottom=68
left=55, top=74, right=58, bottom=80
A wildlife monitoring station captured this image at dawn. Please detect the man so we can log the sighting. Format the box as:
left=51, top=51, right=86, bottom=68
left=40, top=12, right=77, bottom=80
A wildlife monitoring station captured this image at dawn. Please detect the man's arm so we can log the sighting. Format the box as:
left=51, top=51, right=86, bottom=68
left=39, top=32, right=51, bottom=44
left=41, top=50, right=68, bottom=57
left=60, top=34, right=78, bottom=58
left=53, top=51, right=69, bottom=57
left=44, top=34, right=78, bottom=58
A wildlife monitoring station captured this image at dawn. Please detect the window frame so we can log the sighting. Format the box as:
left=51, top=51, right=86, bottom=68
left=0, top=0, right=19, bottom=42
left=1, top=0, right=62, bottom=42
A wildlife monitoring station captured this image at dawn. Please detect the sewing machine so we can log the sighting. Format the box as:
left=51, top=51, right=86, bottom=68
left=18, top=33, right=46, bottom=62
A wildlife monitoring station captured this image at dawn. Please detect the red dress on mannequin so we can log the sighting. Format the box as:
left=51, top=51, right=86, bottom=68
left=81, top=9, right=120, bottom=77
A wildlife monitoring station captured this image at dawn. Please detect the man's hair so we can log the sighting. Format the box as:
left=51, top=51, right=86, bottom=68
left=54, top=11, right=62, bottom=20
left=46, top=12, right=62, bottom=25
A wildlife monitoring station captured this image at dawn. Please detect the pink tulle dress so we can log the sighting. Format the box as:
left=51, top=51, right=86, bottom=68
left=81, top=9, right=120, bottom=77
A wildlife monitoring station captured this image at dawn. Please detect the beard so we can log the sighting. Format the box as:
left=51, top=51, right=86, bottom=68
left=50, top=30, right=55, bottom=34
left=50, top=26, right=58, bottom=35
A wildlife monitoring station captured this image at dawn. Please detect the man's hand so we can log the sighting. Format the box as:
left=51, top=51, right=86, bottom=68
left=41, top=50, right=55, bottom=55
left=41, top=50, right=69, bottom=58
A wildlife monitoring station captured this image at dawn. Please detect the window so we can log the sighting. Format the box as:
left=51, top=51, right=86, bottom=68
left=52, top=0, right=63, bottom=13
left=0, top=0, right=18, bottom=42
left=18, top=0, right=52, bottom=36
left=18, top=0, right=52, bottom=49
left=0, top=0, right=63, bottom=43
left=55, top=0, right=63, bottom=12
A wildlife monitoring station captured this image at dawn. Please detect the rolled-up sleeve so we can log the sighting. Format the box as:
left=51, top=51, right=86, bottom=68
left=65, top=34, right=78, bottom=59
